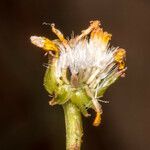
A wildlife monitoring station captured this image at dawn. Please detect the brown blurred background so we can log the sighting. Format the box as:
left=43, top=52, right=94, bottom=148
left=0, top=0, right=150, bottom=150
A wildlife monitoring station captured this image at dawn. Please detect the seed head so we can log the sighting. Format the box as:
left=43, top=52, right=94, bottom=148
left=30, top=20, right=126, bottom=126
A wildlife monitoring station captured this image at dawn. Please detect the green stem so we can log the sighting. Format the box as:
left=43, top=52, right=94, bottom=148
left=63, top=101, right=83, bottom=150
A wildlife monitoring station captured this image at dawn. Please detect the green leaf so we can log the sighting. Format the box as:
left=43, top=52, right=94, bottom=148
left=71, top=89, right=92, bottom=117
left=55, top=85, right=72, bottom=104
left=43, top=59, right=58, bottom=95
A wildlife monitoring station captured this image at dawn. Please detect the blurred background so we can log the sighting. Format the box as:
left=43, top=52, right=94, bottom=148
left=0, top=0, right=150, bottom=149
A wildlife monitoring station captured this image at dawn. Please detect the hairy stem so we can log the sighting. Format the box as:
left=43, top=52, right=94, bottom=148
left=63, top=101, right=83, bottom=150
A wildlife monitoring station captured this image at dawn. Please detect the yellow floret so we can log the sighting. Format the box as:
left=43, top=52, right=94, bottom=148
left=114, top=48, right=126, bottom=69
left=93, top=112, right=101, bottom=126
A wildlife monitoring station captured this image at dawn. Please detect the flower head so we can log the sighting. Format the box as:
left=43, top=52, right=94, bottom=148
left=30, top=20, right=126, bottom=126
